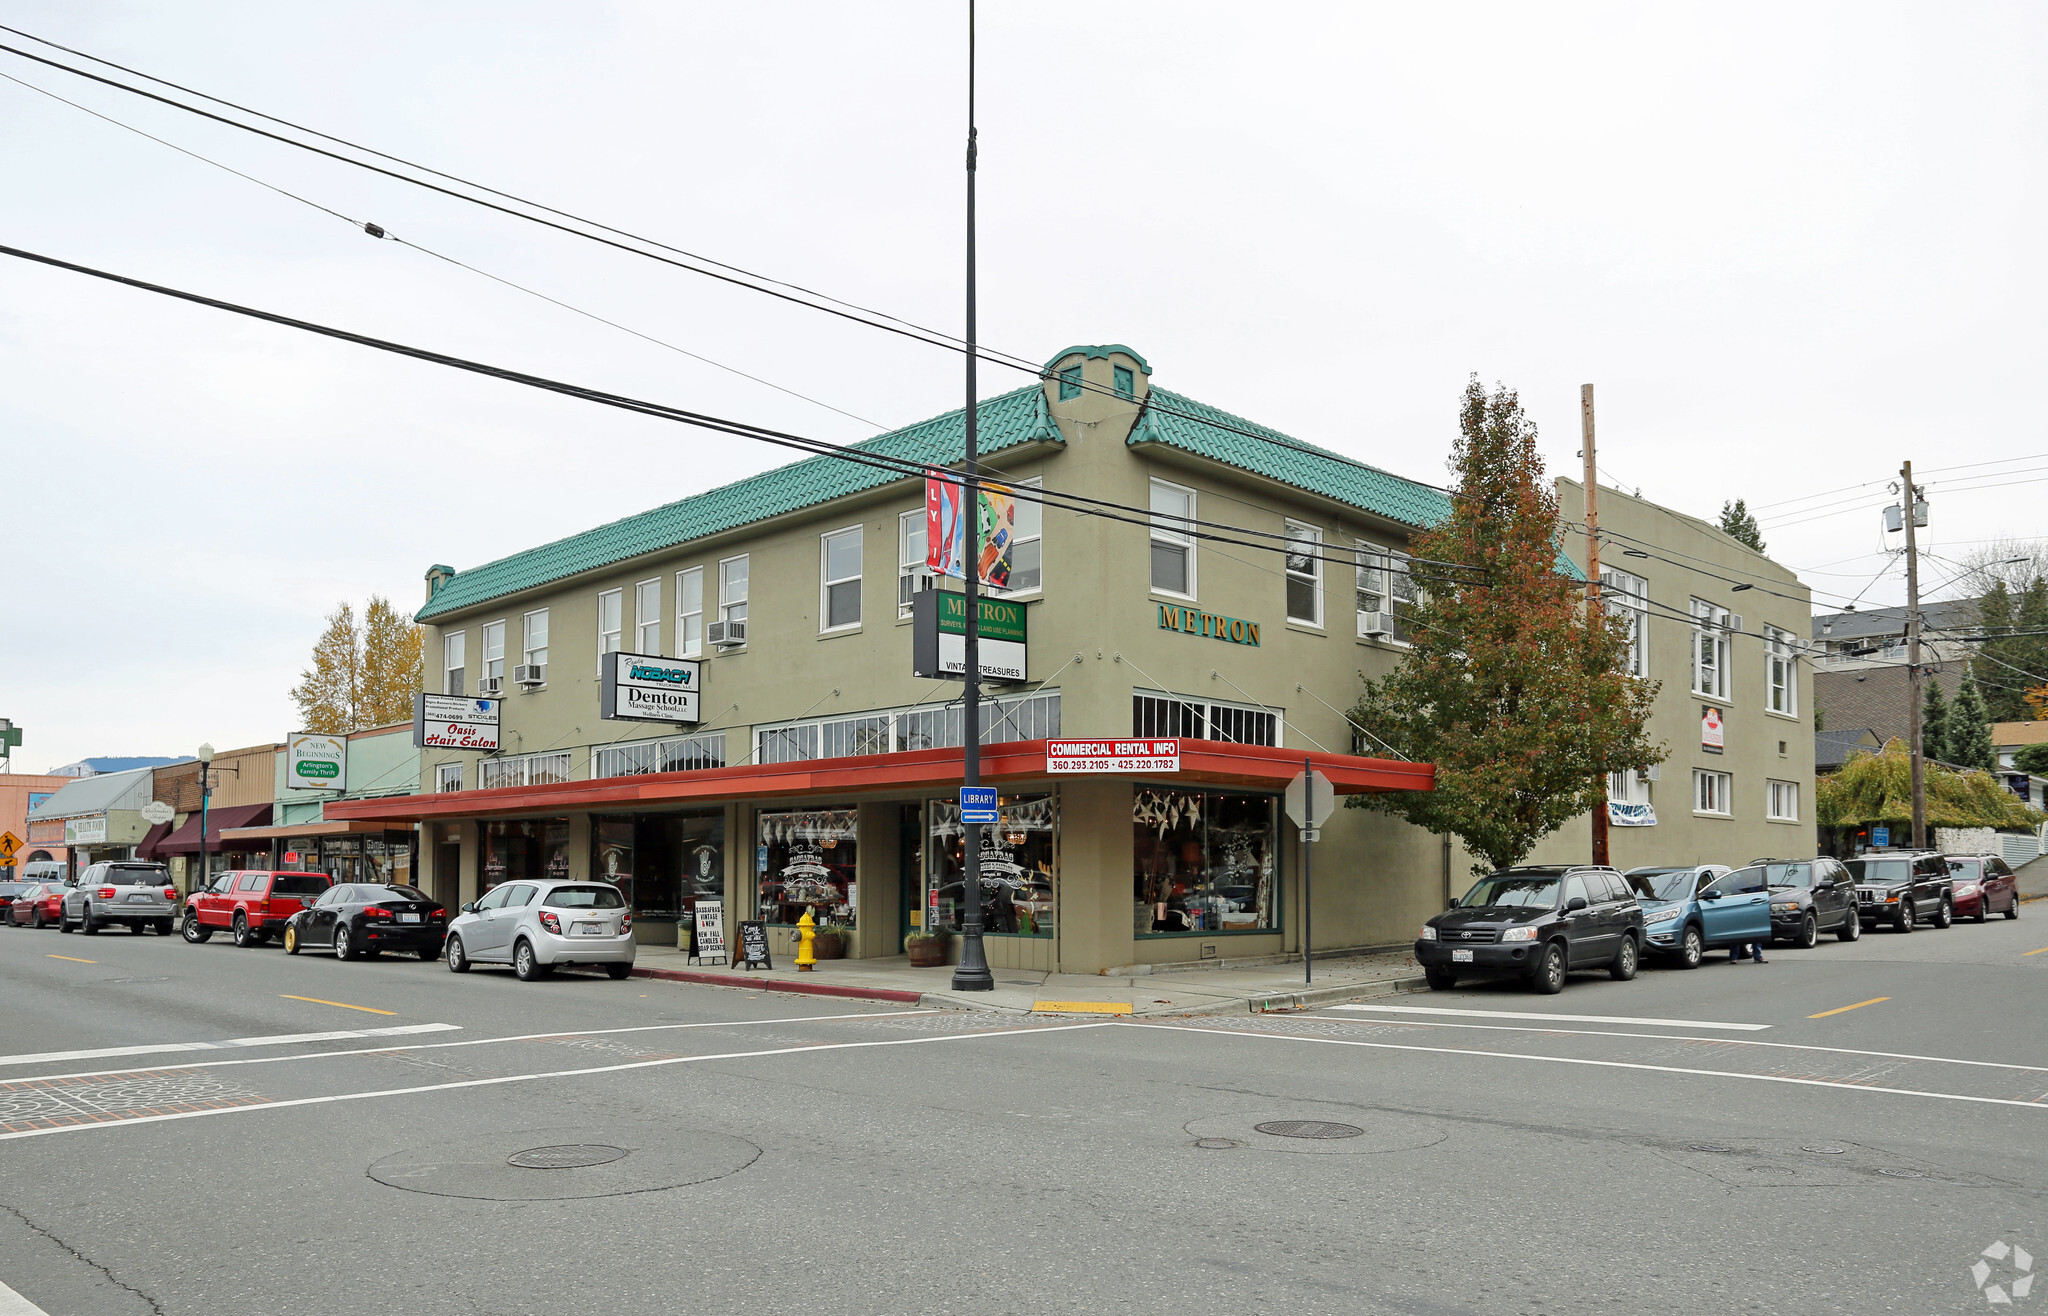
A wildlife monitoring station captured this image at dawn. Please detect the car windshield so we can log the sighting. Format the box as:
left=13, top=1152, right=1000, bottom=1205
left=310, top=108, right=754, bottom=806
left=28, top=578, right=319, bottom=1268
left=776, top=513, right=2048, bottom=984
left=1625, top=869, right=1696, bottom=902
left=1845, top=859, right=1909, bottom=883
left=544, top=885, right=627, bottom=909
left=270, top=875, right=330, bottom=896
left=364, top=885, right=428, bottom=903
left=1760, top=863, right=1814, bottom=889
left=1460, top=874, right=1561, bottom=908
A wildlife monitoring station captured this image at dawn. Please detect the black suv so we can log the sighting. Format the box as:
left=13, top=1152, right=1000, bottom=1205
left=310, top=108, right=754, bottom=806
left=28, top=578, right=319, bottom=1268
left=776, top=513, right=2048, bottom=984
left=1759, top=857, right=1862, bottom=947
left=1846, top=851, right=1953, bottom=933
left=1416, top=865, right=1644, bottom=995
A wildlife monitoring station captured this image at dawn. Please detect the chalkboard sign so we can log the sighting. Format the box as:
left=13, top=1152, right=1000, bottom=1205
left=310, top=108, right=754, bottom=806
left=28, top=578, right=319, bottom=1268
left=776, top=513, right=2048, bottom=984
left=690, top=900, right=727, bottom=966
left=737, top=919, right=772, bottom=971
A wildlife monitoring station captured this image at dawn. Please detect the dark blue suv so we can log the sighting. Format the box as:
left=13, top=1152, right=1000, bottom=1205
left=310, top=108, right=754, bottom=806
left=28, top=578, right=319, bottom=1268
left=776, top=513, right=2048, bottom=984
left=1416, top=865, right=1645, bottom=995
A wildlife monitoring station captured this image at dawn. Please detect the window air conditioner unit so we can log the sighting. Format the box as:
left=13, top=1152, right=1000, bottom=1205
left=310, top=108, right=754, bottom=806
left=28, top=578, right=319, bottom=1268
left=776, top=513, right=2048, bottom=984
left=906, top=570, right=939, bottom=596
left=1727, top=614, right=1743, bottom=635
left=513, top=663, right=546, bottom=686
left=1358, top=610, right=1394, bottom=638
left=708, top=620, right=747, bottom=648
left=1638, top=764, right=1660, bottom=784
left=476, top=676, right=503, bottom=696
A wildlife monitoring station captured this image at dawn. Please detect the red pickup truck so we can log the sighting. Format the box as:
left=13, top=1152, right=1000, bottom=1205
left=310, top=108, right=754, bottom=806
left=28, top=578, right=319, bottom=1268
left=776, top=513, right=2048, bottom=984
left=182, top=870, right=333, bottom=947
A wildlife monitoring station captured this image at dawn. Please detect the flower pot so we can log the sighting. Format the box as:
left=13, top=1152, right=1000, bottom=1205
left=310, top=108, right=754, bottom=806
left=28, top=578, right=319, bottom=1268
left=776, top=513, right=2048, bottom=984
left=812, top=930, right=846, bottom=960
left=906, top=936, right=948, bottom=968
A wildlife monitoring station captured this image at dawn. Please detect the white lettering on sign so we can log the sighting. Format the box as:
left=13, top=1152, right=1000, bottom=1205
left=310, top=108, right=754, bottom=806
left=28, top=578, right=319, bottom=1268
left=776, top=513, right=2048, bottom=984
left=1046, top=739, right=1180, bottom=774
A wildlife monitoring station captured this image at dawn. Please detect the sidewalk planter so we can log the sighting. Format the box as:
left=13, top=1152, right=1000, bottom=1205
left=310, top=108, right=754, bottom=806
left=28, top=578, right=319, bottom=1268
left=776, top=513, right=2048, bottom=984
left=905, top=929, right=950, bottom=968
left=811, top=927, right=846, bottom=960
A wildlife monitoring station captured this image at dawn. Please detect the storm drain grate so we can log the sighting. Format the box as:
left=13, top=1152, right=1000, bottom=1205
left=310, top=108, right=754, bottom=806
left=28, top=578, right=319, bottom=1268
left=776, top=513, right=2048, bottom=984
left=1254, top=1120, right=1365, bottom=1140
left=506, top=1144, right=629, bottom=1170
left=1193, top=1138, right=1242, bottom=1150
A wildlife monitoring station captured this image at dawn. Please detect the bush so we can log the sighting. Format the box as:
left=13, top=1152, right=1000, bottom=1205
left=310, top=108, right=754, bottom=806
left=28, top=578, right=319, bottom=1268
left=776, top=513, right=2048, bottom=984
left=1816, top=739, right=2046, bottom=830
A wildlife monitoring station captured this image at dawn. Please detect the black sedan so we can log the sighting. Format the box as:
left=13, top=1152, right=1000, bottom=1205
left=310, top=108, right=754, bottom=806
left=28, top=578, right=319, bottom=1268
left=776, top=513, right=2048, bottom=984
left=283, top=883, right=446, bottom=961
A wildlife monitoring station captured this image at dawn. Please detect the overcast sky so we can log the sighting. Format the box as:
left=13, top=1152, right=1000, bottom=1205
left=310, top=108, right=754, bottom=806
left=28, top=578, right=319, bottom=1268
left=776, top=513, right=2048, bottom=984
left=4, top=2, right=2045, bottom=773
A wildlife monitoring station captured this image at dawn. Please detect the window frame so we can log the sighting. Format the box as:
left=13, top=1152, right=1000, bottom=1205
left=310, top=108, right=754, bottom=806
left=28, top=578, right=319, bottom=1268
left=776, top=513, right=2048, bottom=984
left=481, top=620, right=506, bottom=683
left=999, top=476, right=1044, bottom=597
left=1113, top=364, right=1135, bottom=399
left=442, top=630, right=465, bottom=697
left=1284, top=519, right=1323, bottom=628
left=634, top=577, right=662, bottom=654
left=819, top=524, right=864, bottom=633
left=1766, top=778, right=1799, bottom=822
left=1693, top=768, right=1732, bottom=817
left=676, top=567, right=704, bottom=659
left=596, top=589, right=622, bottom=671
left=1691, top=598, right=1730, bottom=700
left=718, top=554, right=749, bottom=635
left=435, top=762, right=463, bottom=793
left=1057, top=365, right=1082, bottom=400
left=1355, top=542, right=1418, bottom=644
left=1764, top=624, right=1797, bottom=717
left=898, top=510, right=929, bottom=617
left=1602, top=566, right=1649, bottom=677
left=522, top=608, right=550, bottom=676
left=1148, top=477, right=1197, bottom=600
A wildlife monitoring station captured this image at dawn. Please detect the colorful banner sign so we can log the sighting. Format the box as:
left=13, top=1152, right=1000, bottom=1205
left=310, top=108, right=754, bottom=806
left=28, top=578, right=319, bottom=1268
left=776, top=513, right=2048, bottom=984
left=1607, top=802, right=1657, bottom=827
left=925, top=468, right=1014, bottom=588
left=1701, top=706, right=1725, bottom=754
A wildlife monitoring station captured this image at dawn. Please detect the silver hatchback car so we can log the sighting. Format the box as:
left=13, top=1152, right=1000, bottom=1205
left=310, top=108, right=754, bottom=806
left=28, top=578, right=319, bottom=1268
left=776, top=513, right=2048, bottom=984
left=444, top=879, right=635, bottom=982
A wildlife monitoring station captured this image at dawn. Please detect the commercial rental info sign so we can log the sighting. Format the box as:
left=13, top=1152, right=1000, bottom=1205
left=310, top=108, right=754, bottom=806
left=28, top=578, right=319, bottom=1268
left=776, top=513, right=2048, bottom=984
left=413, top=694, right=501, bottom=751
left=601, top=652, right=702, bottom=724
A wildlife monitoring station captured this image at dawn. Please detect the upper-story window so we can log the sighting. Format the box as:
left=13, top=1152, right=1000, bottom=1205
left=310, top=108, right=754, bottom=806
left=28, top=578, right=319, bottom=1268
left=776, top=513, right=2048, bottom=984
left=443, top=631, right=465, bottom=696
left=1057, top=365, right=1082, bottom=401
left=435, top=762, right=462, bottom=793
left=899, top=511, right=928, bottom=616
left=1149, top=478, right=1196, bottom=598
left=523, top=608, right=550, bottom=674
left=1113, top=365, right=1135, bottom=399
left=1765, top=624, right=1797, bottom=716
left=1355, top=543, right=1417, bottom=643
left=719, top=555, right=749, bottom=632
left=1284, top=521, right=1322, bottom=626
left=1691, top=598, right=1730, bottom=700
left=635, top=578, right=661, bottom=654
left=676, top=567, right=703, bottom=658
left=821, top=526, right=863, bottom=631
left=1602, top=567, right=1649, bottom=677
left=597, top=590, right=622, bottom=668
left=1006, top=477, right=1043, bottom=594
left=481, top=620, right=505, bottom=683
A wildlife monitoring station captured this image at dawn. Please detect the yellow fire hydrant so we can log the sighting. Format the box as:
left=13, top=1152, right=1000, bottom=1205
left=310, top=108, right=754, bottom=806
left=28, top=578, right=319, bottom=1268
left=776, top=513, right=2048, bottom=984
left=795, top=908, right=817, bottom=972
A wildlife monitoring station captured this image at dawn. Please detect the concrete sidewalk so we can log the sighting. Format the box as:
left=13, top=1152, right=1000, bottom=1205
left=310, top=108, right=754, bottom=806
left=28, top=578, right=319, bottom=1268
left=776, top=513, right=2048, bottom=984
left=2015, top=853, right=2048, bottom=902
left=628, top=943, right=1428, bottom=1017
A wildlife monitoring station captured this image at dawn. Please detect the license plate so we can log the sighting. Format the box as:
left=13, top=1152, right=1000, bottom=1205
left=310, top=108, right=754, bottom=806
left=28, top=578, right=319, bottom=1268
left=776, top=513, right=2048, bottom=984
left=126, top=894, right=153, bottom=903
left=574, top=923, right=604, bottom=936
left=1451, top=949, right=1474, bottom=963
left=398, top=913, right=420, bottom=923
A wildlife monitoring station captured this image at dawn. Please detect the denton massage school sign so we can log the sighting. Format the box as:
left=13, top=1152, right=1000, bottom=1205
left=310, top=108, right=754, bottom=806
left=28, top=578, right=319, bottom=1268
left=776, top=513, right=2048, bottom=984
left=602, top=652, right=702, bottom=724
left=413, top=694, right=501, bottom=752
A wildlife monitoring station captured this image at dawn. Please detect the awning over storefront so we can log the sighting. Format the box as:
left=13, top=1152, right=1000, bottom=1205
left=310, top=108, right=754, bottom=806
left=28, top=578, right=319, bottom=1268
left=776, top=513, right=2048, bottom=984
left=135, top=821, right=174, bottom=859
left=325, top=739, right=1433, bottom=824
left=152, top=803, right=274, bottom=855
left=218, top=818, right=402, bottom=844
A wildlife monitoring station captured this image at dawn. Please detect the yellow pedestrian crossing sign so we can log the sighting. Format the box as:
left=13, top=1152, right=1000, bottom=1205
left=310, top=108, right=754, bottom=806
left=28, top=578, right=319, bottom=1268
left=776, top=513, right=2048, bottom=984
left=0, top=832, right=21, bottom=866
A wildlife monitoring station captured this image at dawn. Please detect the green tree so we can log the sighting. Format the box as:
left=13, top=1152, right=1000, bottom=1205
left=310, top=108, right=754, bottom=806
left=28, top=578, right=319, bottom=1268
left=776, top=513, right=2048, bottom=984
left=290, top=602, right=361, bottom=734
left=2014, top=742, right=2048, bottom=775
left=361, top=595, right=424, bottom=727
left=1949, top=670, right=1996, bottom=771
left=1973, top=581, right=2025, bottom=722
left=1348, top=376, right=1662, bottom=873
left=1921, top=680, right=1951, bottom=764
left=1718, top=498, right=1767, bottom=554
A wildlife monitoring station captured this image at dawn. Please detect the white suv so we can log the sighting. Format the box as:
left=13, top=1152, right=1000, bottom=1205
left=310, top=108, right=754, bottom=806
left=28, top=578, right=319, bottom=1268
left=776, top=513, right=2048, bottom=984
left=62, top=861, right=178, bottom=935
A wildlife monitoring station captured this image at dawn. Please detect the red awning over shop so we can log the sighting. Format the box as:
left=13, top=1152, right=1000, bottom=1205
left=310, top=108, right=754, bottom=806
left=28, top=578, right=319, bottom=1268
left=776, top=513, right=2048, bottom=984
left=324, top=739, right=1433, bottom=824
left=150, top=804, right=275, bottom=855
left=135, top=821, right=174, bottom=859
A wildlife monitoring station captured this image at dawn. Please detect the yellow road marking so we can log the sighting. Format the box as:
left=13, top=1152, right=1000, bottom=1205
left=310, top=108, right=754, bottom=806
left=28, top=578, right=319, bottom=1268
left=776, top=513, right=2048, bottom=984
left=1032, top=1001, right=1133, bottom=1015
left=279, top=995, right=397, bottom=1016
left=2022, top=947, right=2048, bottom=957
left=45, top=954, right=96, bottom=964
left=1808, top=997, right=1890, bottom=1018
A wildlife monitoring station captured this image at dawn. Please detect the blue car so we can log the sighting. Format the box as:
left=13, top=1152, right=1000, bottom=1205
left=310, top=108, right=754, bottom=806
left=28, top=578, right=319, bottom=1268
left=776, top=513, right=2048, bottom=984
left=1623, top=864, right=1771, bottom=969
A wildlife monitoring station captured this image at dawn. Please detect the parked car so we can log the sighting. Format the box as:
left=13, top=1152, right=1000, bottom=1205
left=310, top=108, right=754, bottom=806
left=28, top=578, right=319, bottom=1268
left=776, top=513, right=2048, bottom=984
left=1945, top=854, right=2022, bottom=922
left=18, top=860, right=70, bottom=889
left=1757, top=857, right=1862, bottom=947
left=1847, top=851, right=1953, bottom=932
left=182, top=870, right=333, bottom=947
left=1416, top=865, right=1643, bottom=994
left=1621, top=864, right=1732, bottom=968
left=282, top=883, right=446, bottom=961
left=60, top=861, right=177, bottom=935
left=7, top=883, right=65, bottom=928
left=445, top=879, right=636, bottom=982
left=0, top=881, right=37, bottom=925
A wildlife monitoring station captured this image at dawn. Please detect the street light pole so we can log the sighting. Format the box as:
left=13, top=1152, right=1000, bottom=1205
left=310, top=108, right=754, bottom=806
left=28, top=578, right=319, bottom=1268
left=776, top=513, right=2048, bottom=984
left=197, top=742, right=214, bottom=897
left=1901, top=463, right=1927, bottom=850
left=951, top=0, right=992, bottom=992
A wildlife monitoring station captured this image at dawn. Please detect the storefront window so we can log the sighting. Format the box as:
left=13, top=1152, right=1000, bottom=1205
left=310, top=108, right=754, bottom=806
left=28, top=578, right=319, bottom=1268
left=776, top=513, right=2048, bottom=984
left=592, top=811, right=724, bottom=926
left=1133, top=787, right=1278, bottom=935
left=482, top=819, right=570, bottom=891
left=927, top=794, right=1054, bottom=936
left=756, top=808, right=856, bottom=927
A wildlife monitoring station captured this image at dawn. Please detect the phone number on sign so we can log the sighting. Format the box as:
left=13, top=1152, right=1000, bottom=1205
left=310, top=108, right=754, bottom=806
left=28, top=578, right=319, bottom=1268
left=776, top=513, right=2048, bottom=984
left=1046, top=756, right=1180, bottom=773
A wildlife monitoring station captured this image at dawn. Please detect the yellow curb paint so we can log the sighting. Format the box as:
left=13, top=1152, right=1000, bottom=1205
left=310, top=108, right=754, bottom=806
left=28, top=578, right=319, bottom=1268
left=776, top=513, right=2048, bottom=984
left=1032, top=1001, right=1133, bottom=1015
left=2022, top=947, right=2048, bottom=957
left=280, top=995, right=398, bottom=1016
left=45, top=954, right=96, bottom=964
left=1808, top=997, right=1890, bottom=1019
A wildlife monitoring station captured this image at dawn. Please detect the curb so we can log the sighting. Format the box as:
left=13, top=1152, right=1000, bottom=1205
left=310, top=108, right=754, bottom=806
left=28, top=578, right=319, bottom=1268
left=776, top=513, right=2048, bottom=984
left=1239, top=973, right=1430, bottom=1016
left=629, top=965, right=924, bottom=1005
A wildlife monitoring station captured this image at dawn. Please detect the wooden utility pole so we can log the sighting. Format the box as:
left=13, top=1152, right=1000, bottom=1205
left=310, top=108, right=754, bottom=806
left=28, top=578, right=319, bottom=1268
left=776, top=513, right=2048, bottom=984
left=1582, top=383, right=1610, bottom=866
left=1902, top=460, right=1927, bottom=850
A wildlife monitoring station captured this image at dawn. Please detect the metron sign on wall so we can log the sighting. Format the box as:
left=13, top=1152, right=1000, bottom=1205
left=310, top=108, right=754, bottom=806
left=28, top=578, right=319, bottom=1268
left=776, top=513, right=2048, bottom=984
left=1157, top=604, right=1260, bottom=646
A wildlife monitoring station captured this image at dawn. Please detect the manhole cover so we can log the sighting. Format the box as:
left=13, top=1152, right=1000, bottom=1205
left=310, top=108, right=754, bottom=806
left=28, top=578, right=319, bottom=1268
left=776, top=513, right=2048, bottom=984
left=1691, top=1144, right=1736, bottom=1153
left=1878, top=1168, right=1923, bottom=1179
left=1802, top=1145, right=1847, bottom=1155
left=507, top=1144, right=628, bottom=1170
left=1193, top=1138, right=1242, bottom=1150
left=1254, top=1120, right=1365, bottom=1140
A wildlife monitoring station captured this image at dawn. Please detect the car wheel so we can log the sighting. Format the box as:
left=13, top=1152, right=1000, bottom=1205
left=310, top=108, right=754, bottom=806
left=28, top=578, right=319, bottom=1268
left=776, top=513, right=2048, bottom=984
left=1933, top=897, right=1952, bottom=929
left=1423, top=965, right=1458, bottom=991
left=1676, top=924, right=1704, bottom=969
left=182, top=913, right=211, bottom=944
left=1796, top=913, right=1818, bottom=950
left=82, top=914, right=99, bottom=935
left=1976, top=897, right=1991, bottom=924
left=2005, top=897, right=2020, bottom=920
left=283, top=925, right=300, bottom=955
left=1838, top=908, right=1862, bottom=942
left=513, top=939, right=551, bottom=982
left=445, top=934, right=471, bottom=973
left=1529, top=942, right=1567, bottom=995
left=333, top=924, right=356, bottom=962
left=33, top=910, right=47, bottom=930
left=417, top=943, right=441, bottom=962
left=1894, top=899, right=1913, bottom=933
left=232, top=913, right=253, bottom=948
left=154, top=919, right=172, bottom=936
left=54, top=911, right=67, bottom=932
left=1609, top=934, right=1640, bottom=981
left=605, top=963, right=632, bottom=981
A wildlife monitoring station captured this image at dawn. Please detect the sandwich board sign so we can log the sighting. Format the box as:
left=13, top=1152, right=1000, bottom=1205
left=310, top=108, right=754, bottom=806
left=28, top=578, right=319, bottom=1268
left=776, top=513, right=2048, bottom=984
left=690, top=900, right=727, bottom=966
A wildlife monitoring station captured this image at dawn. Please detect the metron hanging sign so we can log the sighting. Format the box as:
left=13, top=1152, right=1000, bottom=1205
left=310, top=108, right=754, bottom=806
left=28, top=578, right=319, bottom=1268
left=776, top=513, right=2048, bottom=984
left=1157, top=604, right=1260, bottom=646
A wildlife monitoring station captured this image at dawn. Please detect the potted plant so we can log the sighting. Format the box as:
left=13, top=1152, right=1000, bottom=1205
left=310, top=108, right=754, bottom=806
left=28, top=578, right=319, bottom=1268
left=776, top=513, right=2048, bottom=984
left=811, top=920, right=847, bottom=960
left=904, top=927, right=950, bottom=968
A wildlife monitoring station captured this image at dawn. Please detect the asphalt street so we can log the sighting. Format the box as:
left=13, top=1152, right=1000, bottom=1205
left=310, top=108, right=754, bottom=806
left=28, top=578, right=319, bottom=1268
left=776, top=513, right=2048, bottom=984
left=0, top=910, right=2043, bottom=1315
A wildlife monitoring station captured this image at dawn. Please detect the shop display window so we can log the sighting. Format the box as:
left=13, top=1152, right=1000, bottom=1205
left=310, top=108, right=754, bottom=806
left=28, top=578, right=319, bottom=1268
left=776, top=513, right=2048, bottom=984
left=757, top=808, right=856, bottom=927
left=927, top=794, right=1053, bottom=936
left=592, top=811, right=724, bottom=925
left=482, top=819, right=570, bottom=891
left=1133, top=787, right=1278, bottom=935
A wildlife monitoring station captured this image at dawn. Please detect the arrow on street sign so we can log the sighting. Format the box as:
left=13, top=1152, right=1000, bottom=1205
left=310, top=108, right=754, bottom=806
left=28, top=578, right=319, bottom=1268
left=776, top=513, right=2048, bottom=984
left=1284, top=770, right=1336, bottom=829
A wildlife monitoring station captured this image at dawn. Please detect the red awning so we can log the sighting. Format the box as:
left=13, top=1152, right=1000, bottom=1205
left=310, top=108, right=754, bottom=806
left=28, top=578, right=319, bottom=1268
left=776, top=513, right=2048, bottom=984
left=135, top=821, right=174, bottom=860
left=151, top=804, right=275, bottom=856
left=325, top=738, right=1434, bottom=824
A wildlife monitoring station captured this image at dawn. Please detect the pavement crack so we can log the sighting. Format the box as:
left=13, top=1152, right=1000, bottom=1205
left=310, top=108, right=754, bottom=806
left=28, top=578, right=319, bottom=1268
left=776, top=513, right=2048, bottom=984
left=0, top=1201, right=165, bottom=1315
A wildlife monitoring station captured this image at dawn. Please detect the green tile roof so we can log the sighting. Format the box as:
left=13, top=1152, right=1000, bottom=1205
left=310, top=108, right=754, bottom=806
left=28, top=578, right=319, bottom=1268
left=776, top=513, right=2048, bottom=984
left=416, top=383, right=1064, bottom=621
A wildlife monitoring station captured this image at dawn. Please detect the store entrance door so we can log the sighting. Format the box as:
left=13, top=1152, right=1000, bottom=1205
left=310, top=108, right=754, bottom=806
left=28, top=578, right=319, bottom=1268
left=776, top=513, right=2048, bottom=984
left=436, top=836, right=460, bottom=909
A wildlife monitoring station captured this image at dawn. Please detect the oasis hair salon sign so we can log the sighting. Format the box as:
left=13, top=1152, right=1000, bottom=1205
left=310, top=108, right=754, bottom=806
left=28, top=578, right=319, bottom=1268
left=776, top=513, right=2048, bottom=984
left=413, top=694, right=501, bottom=751
left=602, top=652, right=702, bottom=724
